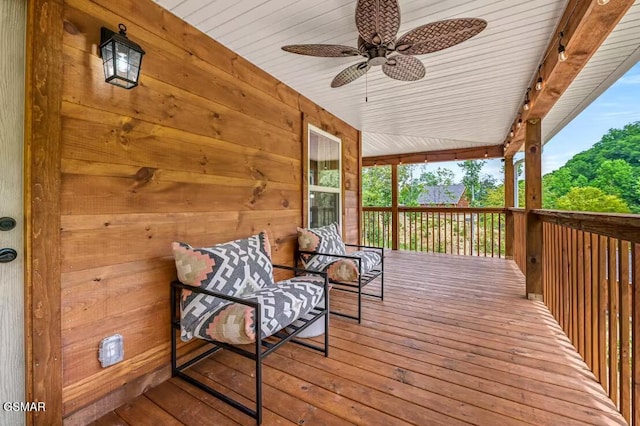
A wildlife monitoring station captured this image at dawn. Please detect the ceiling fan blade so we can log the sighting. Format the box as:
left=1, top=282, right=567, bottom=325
left=382, top=55, right=425, bottom=81
left=396, top=18, right=487, bottom=56
left=331, top=61, right=370, bottom=88
left=282, top=44, right=361, bottom=57
left=355, top=0, right=400, bottom=46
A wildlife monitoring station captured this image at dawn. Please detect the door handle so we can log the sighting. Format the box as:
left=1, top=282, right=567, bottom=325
left=0, top=248, right=17, bottom=263
left=0, top=217, right=16, bottom=231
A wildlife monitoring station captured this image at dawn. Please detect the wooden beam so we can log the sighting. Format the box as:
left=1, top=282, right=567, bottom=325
left=391, top=164, right=399, bottom=251
left=24, top=0, right=64, bottom=424
left=302, top=114, right=310, bottom=227
left=504, top=0, right=635, bottom=156
left=363, top=145, right=503, bottom=167
left=525, top=119, right=543, bottom=299
left=358, top=130, right=363, bottom=245
left=504, top=156, right=515, bottom=259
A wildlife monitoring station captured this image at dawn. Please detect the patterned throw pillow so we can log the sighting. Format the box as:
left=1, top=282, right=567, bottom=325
left=173, top=231, right=274, bottom=340
left=324, top=250, right=382, bottom=282
left=297, top=222, right=346, bottom=269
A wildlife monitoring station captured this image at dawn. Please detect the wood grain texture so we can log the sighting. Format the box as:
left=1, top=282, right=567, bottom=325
left=64, top=366, right=169, bottom=426
left=56, top=0, right=359, bottom=420
left=525, top=119, right=542, bottom=297
left=95, top=251, right=627, bottom=426
left=504, top=0, right=635, bottom=156
left=633, top=243, right=640, bottom=426
left=391, top=164, right=399, bottom=251
left=0, top=2, right=26, bottom=426
left=24, top=0, right=65, bottom=424
left=363, top=144, right=503, bottom=166
left=504, top=156, right=514, bottom=259
left=533, top=209, right=640, bottom=244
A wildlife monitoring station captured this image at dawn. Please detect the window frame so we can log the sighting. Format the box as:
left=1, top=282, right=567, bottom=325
left=307, top=124, right=342, bottom=230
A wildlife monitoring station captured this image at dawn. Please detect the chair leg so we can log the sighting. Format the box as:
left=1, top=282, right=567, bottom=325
left=324, top=296, right=330, bottom=357
left=357, top=275, right=362, bottom=324
left=170, top=285, right=178, bottom=376
left=380, top=255, right=384, bottom=301
left=255, top=317, right=263, bottom=424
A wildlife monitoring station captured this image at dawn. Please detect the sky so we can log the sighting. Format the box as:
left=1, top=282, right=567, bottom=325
left=412, top=61, right=640, bottom=184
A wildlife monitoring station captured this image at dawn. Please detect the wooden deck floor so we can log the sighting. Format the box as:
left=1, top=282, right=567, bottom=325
left=93, top=251, right=627, bottom=426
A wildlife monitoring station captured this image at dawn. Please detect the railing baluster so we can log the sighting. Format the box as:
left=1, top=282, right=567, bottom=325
left=599, top=235, right=608, bottom=394
left=619, top=240, right=630, bottom=422
left=463, top=213, right=467, bottom=256
left=572, top=229, right=578, bottom=345
left=609, top=236, right=619, bottom=406
left=491, top=213, right=495, bottom=258
left=413, top=212, right=418, bottom=251
left=591, top=233, right=600, bottom=381
left=584, top=232, right=593, bottom=370
left=578, top=230, right=585, bottom=360
left=562, top=226, right=570, bottom=336
left=477, top=212, right=480, bottom=257
left=444, top=212, right=448, bottom=254
left=632, top=242, right=639, bottom=426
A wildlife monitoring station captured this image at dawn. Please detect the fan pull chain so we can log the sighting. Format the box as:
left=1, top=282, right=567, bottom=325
left=365, top=71, right=368, bottom=103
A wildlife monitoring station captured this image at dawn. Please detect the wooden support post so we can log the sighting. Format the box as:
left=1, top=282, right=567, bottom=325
left=391, top=163, right=399, bottom=250
left=25, top=0, right=64, bottom=423
left=504, top=156, right=514, bottom=259
left=525, top=118, right=543, bottom=299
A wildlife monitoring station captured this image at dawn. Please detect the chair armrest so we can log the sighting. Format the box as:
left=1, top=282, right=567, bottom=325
left=297, top=250, right=363, bottom=263
left=296, top=251, right=363, bottom=275
left=171, top=280, right=260, bottom=308
left=344, top=243, right=384, bottom=253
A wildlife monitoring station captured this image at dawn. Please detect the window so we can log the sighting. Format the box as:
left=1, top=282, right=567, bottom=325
left=308, top=125, right=341, bottom=229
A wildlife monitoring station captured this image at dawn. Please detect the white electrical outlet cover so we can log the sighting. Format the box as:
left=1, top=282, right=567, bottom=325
left=99, top=334, right=124, bottom=368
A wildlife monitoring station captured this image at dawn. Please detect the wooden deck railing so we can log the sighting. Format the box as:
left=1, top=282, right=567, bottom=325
left=533, top=209, right=639, bottom=425
left=362, top=207, right=507, bottom=258
left=511, top=208, right=527, bottom=273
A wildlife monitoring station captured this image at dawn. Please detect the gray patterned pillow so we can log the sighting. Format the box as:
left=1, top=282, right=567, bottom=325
left=173, top=231, right=274, bottom=340
left=297, top=222, right=346, bottom=269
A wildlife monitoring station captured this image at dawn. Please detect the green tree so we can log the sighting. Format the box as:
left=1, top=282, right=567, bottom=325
left=543, top=121, right=640, bottom=212
left=480, top=180, right=525, bottom=207
left=362, top=165, right=391, bottom=206
left=592, top=159, right=639, bottom=207
left=458, top=160, right=496, bottom=206
left=555, top=187, right=630, bottom=213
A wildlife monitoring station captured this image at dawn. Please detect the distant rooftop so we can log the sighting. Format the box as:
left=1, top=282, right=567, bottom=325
left=418, top=184, right=466, bottom=205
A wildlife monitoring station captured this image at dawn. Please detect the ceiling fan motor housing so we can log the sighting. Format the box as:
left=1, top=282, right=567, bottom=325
left=367, top=46, right=388, bottom=66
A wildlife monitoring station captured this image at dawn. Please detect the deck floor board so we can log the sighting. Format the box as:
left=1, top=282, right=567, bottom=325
left=95, top=251, right=627, bottom=425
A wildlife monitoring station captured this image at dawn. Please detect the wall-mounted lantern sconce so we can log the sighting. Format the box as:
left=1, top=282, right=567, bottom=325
left=99, top=23, right=145, bottom=89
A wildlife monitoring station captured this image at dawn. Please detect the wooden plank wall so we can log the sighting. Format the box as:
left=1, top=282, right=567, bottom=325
left=58, top=0, right=360, bottom=418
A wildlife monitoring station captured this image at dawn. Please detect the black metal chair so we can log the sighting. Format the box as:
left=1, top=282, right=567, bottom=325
left=170, top=264, right=329, bottom=425
left=296, top=243, right=383, bottom=323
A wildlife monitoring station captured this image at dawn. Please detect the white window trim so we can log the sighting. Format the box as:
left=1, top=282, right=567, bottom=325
left=308, top=124, right=342, bottom=229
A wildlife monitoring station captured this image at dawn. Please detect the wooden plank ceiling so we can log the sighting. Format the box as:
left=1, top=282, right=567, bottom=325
left=153, top=0, right=637, bottom=158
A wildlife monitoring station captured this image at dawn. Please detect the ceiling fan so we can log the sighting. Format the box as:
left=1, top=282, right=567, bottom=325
left=282, top=0, right=487, bottom=87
